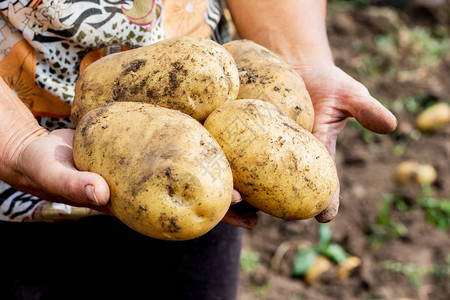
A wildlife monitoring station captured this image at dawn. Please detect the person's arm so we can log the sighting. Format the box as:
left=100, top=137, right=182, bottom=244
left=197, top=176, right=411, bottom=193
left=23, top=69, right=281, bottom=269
left=227, top=0, right=333, bottom=67
left=226, top=0, right=397, bottom=222
left=0, top=77, right=110, bottom=210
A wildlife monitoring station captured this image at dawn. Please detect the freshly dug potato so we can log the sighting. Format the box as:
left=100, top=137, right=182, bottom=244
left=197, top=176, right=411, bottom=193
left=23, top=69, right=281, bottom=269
left=223, top=39, right=315, bottom=132
left=415, top=102, right=450, bottom=132
left=72, top=36, right=240, bottom=126
left=394, top=160, right=437, bottom=185
left=203, top=99, right=337, bottom=220
left=73, top=102, right=233, bottom=241
left=304, top=255, right=332, bottom=285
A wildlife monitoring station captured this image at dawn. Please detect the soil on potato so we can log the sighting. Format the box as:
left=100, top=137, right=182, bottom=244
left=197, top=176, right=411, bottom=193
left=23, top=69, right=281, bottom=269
left=237, top=2, right=450, bottom=300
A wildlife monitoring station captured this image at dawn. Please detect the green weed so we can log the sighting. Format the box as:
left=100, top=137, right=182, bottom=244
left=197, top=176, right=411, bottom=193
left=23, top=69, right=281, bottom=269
left=382, top=260, right=428, bottom=288
left=382, top=256, right=450, bottom=289
left=292, top=224, right=351, bottom=278
left=391, top=93, right=436, bottom=115
left=368, top=194, right=408, bottom=247
left=351, top=24, right=450, bottom=81
left=416, top=184, right=450, bottom=231
left=241, top=250, right=261, bottom=274
left=408, top=27, right=450, bottom=69
left=348, top=119, right=385, bottom=144
left=241, top=250, right=271, bottom=297
left=250, top=283, right=270, bottom=298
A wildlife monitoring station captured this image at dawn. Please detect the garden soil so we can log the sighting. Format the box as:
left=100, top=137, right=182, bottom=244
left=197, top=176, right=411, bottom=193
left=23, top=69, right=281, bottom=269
left=237, top=2, right=450, bottom=300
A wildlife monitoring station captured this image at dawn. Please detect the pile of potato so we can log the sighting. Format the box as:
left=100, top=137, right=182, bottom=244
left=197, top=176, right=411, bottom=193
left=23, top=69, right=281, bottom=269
left=72, top=36, right=338, bottom=241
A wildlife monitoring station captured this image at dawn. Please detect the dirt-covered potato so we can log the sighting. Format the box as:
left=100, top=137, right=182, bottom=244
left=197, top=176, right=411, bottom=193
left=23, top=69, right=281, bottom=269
left=71, top=36, right=240, bottom=126
left=415, top=102, right=450, bottom=132
left=394, top=160, right=437, bottom=185
left=223, top=39, right=315, bottom=132
left=73, top=102, right=233, bottom=241
left=203, top=99, right=337, bottom=220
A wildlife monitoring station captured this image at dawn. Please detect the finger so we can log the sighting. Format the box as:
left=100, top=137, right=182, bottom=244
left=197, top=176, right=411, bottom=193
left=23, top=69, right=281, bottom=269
left=315, top=181, right=340, bottom=223
left=41, top=163, right=110, bottom=207
left=310, top=130, right=340, bottom=223
left=222, top=208, right=258, bottom=230
left=222, top=200, right=259, bottom=229
left=19, top=130, right=111, bottom=207
left=347, top=87, right=397, bottom=134
left=231, top=189, right=242, bottom=205
left=51, top=129, right=111, bottom=206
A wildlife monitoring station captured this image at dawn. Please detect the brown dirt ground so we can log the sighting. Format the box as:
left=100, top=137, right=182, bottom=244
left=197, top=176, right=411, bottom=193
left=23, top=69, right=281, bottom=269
left=237, top=2, right=450, bottom=300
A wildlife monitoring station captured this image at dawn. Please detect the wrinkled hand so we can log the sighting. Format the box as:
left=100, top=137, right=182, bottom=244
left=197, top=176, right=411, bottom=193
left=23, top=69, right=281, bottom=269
left=6, top=128, right=110, bottom=213
left=296, top=66, right=397, bottom=222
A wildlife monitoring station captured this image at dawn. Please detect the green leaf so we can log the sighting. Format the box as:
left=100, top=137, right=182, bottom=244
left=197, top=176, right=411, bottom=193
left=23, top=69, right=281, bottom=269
left=318, top=224, right=332, bottom=245
left=292, top=249, right=317, bottom=277
left=240, top=250, right=260, bottom=274
left=319, top=243, right=348, bottom=264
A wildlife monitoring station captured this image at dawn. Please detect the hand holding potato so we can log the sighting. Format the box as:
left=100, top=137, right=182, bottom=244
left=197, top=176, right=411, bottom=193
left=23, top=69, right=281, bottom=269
left=2, top=128, right=110, bottom=212
left=295, top=66, right=398, bottom=222
left=0, top=77, right=110, bottom=213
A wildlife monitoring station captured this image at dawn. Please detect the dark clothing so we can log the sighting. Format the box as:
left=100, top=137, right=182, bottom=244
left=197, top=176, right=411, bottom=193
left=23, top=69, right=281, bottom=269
left=2, top=216, right=243, bottom=300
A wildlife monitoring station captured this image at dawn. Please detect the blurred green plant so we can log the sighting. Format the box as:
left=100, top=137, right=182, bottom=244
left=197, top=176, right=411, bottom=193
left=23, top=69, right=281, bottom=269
left=240, top=249, right=271, bottom=297
left=368, top=194, right=408, bottom=247
left=382, top=255, right=450, bottom=290
left=369, top=185, right=449, bottom=248
left=391, top=93, right=437, bottom=115
left=382, top=260, right=428, bottom=288
left=292, top=224, right=351, bottom=278
left=241, top=249, right=261, bottom=274
left=348, top=118, right=386, bottom=144
left=408, top=27, right=450, bottom=69
left=250, top=283, right=270, bottom=298
left=417, top=184, right=450, bottom=231
left=350, top=23, right=450, bottom=81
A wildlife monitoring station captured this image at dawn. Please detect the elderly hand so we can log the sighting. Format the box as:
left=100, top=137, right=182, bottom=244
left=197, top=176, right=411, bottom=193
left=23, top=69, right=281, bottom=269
left=295, top=65, right=397, bottom=222
left=3, top=128, right=111, bottom=213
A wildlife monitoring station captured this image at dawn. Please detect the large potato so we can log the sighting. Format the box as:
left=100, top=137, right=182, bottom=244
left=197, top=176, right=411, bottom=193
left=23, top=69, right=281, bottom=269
left=203, top=99, right=337, bottom=220
left=73, top=102, right=233, bottom=240
left=223, top=39, right=315, bottom=132
left=72, top=36, right=240, bottom=126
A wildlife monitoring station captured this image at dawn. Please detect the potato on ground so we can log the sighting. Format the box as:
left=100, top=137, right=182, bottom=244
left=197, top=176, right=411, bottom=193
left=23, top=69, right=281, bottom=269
left=72, top=36, right=240, bottom=126
left=394, top=160, right=437, bottom=185
left=204, top=99, right=337, bottom=220
left=73, top=102, right=233, bottom=241
left=415, top=102, right=450, bottom=132
left=223, top=39, right=315, bottom=132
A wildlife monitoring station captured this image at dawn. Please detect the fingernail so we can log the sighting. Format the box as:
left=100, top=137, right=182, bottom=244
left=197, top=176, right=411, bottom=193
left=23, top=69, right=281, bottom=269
left=231, top=190, right=242, bottom=205
left=85, top=184, right=99, bottom=205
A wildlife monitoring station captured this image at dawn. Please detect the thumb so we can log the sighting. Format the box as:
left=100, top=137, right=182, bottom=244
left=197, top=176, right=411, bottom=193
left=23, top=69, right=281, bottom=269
left=347, top=85, right=397, bottom=134
left=58, top=169, right=110, bottom=207
left=48, top=129, right=110, bottom=207
left=315, top=181, right=340, bottom=223
left=32, top=156, right=110, bottom=208
left=17, top=129, right=110, bottom=208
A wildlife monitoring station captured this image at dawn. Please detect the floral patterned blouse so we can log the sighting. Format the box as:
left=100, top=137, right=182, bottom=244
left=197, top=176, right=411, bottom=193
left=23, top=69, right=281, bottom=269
left=0, top=0, right=230, bottom=222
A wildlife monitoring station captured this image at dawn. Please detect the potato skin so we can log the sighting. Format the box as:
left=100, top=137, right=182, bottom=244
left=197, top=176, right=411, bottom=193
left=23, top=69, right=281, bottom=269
left=203, top=99, right=337, bottom=220
left=73, top=102, right=233, bottom=240
left=415, top=102, right=450, bottom=132
left=72, top=36, right=239, bottom=126
left=394, top=160, right=437, bottom=185
left=223, top=39, right=315, bottom=132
